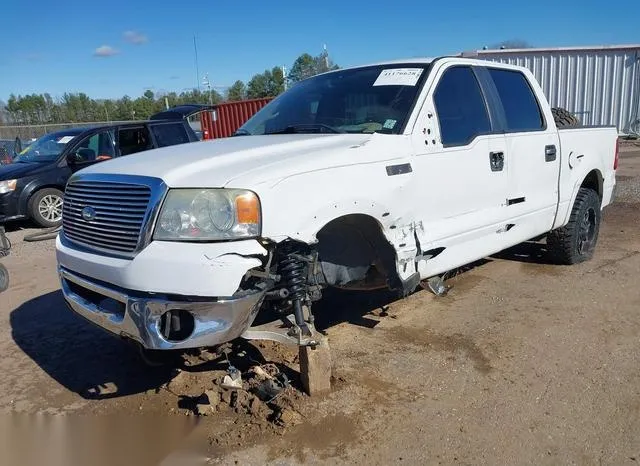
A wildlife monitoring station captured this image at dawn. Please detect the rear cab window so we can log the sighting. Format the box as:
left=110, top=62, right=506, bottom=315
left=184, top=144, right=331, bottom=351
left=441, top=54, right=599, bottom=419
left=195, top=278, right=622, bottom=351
left=150, top=122, right=191, bottom=148
left=487, top=68, right=544, bottom=132
left=433, top=66, right=492, bottom=147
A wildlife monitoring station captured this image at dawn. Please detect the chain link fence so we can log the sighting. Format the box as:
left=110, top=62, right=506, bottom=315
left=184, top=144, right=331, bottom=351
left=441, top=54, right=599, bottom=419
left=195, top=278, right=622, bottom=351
left=0, top=121, right=137, bottom=140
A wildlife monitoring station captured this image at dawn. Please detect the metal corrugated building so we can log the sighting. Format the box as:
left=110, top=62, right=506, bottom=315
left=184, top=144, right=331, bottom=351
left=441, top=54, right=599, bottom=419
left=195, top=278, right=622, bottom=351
left=460, top=45, right=640, bottom=136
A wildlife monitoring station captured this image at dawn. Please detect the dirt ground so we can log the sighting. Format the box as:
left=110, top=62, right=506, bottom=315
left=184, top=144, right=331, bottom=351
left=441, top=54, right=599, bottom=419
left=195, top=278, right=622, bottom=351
left=1, top=149, right=640, bottom=465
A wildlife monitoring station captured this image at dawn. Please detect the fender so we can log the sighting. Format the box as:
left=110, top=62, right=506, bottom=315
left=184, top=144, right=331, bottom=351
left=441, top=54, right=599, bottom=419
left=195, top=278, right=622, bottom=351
left=257, top=158, right=416, bottom=250
left=258, top=169, right=422, bottom=286
left=554, top=166, right=604, bottom=230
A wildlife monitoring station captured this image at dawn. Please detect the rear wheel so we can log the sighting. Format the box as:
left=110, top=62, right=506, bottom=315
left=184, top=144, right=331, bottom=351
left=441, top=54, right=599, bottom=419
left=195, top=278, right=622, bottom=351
left=547, top=188, right=601, bottom=264
left=551, top=107, right=580, bottom=128
left=29, top=188, right=64, bottom=228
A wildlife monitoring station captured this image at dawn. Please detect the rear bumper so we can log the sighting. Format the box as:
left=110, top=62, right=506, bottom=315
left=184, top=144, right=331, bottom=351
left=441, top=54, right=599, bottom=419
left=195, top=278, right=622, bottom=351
left=59, top=267, right=265, bottom=350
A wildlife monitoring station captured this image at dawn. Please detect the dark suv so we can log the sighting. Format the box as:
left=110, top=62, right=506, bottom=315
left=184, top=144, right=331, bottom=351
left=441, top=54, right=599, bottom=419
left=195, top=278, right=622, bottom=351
left=0, top=106, right=205, bottom=227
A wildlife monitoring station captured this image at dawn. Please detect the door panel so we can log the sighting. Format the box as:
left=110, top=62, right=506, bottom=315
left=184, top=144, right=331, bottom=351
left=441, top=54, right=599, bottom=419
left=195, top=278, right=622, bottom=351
left=409, top=65, right=512, bottom=262
left=503, top=131, right=560, bottom=229
left=485, top=67, right=561, bottom=233
left=413, top=134, right=509, bottom=248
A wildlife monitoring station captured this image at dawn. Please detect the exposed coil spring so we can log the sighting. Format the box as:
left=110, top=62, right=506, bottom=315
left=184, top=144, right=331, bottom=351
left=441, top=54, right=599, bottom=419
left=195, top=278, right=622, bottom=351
left=279, top=250, right=307, bottom=301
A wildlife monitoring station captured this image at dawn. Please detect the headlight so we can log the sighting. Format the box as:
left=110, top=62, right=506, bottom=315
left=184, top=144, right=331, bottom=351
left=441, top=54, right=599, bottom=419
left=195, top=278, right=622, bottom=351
left=154, top=189, right=261, bottom=241
left=0, top=179, right=17, bottom=194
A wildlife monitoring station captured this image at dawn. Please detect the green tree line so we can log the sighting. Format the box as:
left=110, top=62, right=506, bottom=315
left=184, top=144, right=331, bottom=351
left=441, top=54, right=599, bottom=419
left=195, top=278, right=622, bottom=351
left=5, top=89, right=223, bottom=125
left=3, top=50, right=339, bottom=125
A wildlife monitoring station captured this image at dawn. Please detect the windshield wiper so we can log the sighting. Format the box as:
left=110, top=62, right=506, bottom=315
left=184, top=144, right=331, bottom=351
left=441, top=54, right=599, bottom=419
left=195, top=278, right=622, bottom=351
left=266, top=124, right=344, bottom=135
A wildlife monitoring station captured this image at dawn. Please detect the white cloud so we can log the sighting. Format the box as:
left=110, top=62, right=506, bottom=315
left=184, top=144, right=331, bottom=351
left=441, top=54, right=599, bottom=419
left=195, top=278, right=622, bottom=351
left=93, top=45, right=119, bottom=57
left=123, top=31, right=148, bottom=45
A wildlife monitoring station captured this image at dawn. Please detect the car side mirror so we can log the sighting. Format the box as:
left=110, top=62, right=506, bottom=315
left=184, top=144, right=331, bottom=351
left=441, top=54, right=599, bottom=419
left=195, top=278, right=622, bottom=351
left=14, top=137, right=21, bottom=155
left=67, top=148, right=95, bottom=165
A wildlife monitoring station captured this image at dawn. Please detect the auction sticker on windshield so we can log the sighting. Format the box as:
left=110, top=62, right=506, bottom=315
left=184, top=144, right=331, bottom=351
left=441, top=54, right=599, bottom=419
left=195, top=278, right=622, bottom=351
left=57, top=136, right=75, bottom=144
left=373, top=68, right=423, bottom=87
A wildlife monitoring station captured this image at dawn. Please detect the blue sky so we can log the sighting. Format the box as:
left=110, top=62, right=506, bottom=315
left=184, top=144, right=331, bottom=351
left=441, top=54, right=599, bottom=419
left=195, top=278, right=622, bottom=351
left=1, top=0, right=637, bottom=101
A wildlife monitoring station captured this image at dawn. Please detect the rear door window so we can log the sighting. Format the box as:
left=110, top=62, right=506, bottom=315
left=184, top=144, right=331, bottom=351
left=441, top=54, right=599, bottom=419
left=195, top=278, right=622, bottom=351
left=150, top=123, right=191, bottom=148
left=118, top=127, right=153, bottom=156
left=487, top=68, right=544, bottom=132
left=433, top=66, right=492, bottom=147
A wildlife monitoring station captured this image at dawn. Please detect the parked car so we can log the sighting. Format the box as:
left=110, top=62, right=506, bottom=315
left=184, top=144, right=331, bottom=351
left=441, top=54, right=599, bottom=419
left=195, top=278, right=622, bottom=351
left=0, top=146, right=12, bottom=165
left=0, top=138, right=21, bottom=165
left=0, top=106, right=205, bottom=227
left=56, top=57, right=617, bottom=362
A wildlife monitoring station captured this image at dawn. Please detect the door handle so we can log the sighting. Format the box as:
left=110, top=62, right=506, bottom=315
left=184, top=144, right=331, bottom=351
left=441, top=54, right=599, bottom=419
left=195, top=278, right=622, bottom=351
left=545, top=145, right=557, bottom=162
left=489, top=151, right=504, bottom=172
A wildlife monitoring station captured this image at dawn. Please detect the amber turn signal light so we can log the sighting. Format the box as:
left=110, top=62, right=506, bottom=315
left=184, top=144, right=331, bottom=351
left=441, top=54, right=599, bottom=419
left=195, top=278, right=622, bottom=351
left=235, top=192, right=260, bottom=224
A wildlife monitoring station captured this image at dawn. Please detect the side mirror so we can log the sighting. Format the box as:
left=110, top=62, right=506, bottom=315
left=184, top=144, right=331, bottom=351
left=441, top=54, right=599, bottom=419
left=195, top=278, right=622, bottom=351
left=14, top=137, right=21, bottom=155
left=67, top=148, right=95, bottom=165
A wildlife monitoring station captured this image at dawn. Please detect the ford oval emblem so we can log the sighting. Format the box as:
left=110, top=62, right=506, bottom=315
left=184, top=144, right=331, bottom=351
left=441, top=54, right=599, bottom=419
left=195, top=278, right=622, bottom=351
left=81, top=206, right=97, bottom=222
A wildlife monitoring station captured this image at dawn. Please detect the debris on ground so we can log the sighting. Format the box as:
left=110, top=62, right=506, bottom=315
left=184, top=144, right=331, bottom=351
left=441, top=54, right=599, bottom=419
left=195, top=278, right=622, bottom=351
left=165, top=346, right=308, bottom=448
left=421, top=275, right=451, bottom=297
left=277, top=408, right=304, bottom=427
left=194, top=389, right=220, bottom=416
left=252, top=373, right=290, bottom=402
left=221, top=366, right=243, bottom=390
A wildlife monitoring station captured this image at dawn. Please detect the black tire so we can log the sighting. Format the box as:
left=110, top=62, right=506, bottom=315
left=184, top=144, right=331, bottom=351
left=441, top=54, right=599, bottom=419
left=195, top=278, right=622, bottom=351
left=547, top=188, right=601, bottom=265
left=0, top=264, right=8, bottom=293
left=551, top=107, right=580, bottom=128
left=28, top=188, right=64, bottom=228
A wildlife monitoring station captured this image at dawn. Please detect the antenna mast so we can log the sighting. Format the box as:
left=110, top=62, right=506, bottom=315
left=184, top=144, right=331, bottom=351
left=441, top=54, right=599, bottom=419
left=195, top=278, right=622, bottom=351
left=193, top=35, right=200, bottom=91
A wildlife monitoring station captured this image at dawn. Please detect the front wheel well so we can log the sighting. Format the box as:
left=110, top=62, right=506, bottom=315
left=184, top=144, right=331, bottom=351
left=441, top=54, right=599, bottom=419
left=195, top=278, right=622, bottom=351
left=24, top=183, right=65, bottom=204
left=315, top=214, right=400, bottom=290
left=16, top=183, right=62, bottom=214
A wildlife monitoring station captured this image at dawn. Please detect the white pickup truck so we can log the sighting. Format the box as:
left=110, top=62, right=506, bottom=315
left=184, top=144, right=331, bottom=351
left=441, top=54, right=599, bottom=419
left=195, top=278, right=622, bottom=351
left=55, top=57, right=618, bottom=360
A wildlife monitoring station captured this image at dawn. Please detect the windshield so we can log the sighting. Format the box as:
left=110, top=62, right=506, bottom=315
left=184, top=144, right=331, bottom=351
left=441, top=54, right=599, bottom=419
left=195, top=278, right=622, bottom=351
left=238, top=64, right=429, bottom=136
left=14, top=132, right=78, bottom=163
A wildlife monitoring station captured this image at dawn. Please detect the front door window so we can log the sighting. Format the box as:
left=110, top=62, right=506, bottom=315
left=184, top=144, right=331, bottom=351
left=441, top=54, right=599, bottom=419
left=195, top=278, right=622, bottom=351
left=75, top=130, right=116, bottom=162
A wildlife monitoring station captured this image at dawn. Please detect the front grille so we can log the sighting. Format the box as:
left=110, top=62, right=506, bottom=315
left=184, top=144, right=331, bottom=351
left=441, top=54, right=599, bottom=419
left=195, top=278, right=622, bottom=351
left=62, top=181, right=151, bottom=254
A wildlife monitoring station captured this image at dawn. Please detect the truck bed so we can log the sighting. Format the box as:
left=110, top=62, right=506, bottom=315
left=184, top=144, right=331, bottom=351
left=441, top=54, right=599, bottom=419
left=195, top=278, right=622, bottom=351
left=554, top=125, right=618, bottom=229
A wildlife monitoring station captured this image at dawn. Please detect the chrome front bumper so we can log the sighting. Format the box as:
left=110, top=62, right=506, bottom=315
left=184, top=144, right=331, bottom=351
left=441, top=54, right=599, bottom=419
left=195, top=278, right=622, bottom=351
left=59, top=267, right=265, bottom=350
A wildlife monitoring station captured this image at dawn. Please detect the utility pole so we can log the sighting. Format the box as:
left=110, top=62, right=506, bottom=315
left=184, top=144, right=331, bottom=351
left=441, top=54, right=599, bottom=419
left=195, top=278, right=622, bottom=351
left=202, top=74, right=213, bottom=105
left=282, top=65, right=287, bottom=91
left=193, top=35, right=200, bottom=92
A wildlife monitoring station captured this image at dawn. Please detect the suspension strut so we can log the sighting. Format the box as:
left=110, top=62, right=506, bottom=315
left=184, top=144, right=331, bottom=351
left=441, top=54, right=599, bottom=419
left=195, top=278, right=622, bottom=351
left=278, top=244, right=312, bottom=336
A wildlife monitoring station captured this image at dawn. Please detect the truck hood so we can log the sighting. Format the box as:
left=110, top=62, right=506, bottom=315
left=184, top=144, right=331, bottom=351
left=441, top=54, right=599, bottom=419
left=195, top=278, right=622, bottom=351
left=76, top=133, right=402, bottom=188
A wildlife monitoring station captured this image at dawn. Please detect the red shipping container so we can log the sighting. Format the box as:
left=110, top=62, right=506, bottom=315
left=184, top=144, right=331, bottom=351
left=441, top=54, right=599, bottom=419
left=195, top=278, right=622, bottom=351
left=207, top=98, right=273, bottom=139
